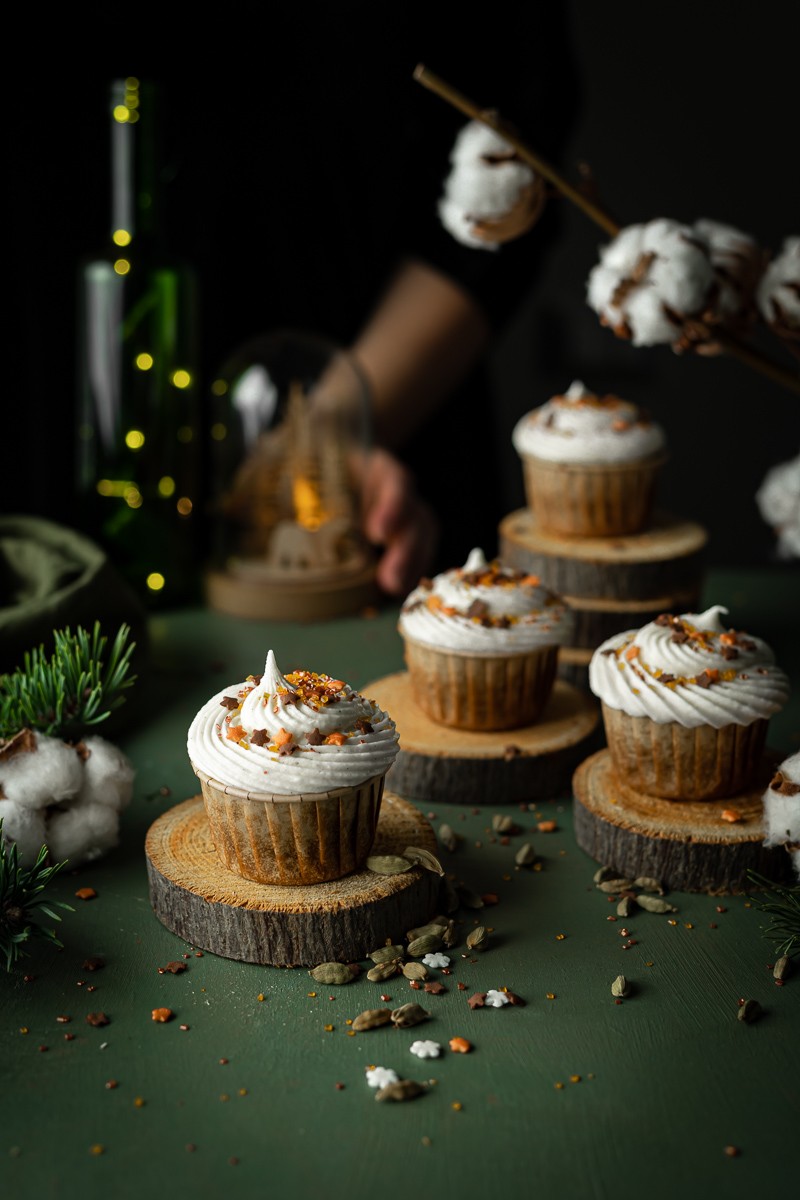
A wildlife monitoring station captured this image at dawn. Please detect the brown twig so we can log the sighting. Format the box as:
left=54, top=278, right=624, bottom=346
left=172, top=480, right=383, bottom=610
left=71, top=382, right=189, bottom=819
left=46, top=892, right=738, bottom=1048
left=414, top=63, right=800, bottom=396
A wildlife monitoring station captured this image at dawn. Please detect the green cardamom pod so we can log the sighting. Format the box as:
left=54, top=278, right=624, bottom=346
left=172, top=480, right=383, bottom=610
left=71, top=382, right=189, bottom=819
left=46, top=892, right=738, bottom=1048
left=403, top=846, right=445, bottom=876
left=617, top=896, right=638, bottom=918
left=611, top=975, right=630, bottom=997
left=492, top=814, right=514, bottom=833
left=593, top=866, right=617, bottom=884
left=352, top=1008, right=393, bottom=1032
left=407, top=933, right=443, bottom=958
left=466, top=926, right=489, bottom=952
left=369, top=944, right=405, bottom=964
left=308, top=962, right=356, bottom=986
left=773, top=955, right=790, bottom=981
left=438, top=824, right=459, bottom=852
left=636, top=895, right=677, bottom=914
left=367, top=962, right=400, bottom=983
left=515, top=843, right=536, bottom=866
left=375, top=1079, right=425, bottom=1102
left=390, top=1002, right=430, bottom=1028
left=441, top=920, right=459, bottom=949
left=402, top=962, right=429, bottom=981
left=596, top=879, right=635, bottom=893
left=406, top=923, right=447, bottom=943
left=366, top=855, right=412, bottom=876
left=737, top=999, right=762, bottom=1024
left=634, top=876, right=665, bottom=894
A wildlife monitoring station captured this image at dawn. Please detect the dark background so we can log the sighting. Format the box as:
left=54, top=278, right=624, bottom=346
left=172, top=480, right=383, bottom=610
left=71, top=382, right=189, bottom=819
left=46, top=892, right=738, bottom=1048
left=6, top=1, right=799, bottom=580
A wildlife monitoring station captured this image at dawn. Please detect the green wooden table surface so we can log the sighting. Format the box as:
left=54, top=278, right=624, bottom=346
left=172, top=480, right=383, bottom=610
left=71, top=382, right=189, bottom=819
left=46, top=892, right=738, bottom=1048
left=3, top=568, right=798, bottom=1200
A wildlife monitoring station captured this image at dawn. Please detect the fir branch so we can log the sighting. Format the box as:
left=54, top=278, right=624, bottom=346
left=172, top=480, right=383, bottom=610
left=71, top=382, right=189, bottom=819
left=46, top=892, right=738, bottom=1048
left=0, top=821, right=73, bottom=971
left=747, top=869, right=800, bottom=959
left=0, top=622, right=136, bottom=740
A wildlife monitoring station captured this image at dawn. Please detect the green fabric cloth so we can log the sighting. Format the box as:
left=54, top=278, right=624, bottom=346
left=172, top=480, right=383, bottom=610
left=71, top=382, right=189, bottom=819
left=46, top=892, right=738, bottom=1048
left=0, top=515, right=147, bottom=674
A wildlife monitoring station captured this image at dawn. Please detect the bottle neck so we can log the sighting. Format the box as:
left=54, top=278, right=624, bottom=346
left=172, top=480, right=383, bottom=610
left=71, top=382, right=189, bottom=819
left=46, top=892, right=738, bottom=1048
left=110, top=78, right=162, bottom=252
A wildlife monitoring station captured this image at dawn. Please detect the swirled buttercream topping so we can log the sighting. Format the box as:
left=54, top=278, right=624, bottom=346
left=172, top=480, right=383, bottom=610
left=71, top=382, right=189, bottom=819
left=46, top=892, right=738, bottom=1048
left=589, top=605, right=789, bottom=728
left=399, top=548, right=573, bottom=653
left=512, top=380, right=666, bottom=464
left=187, top=650, right=399, bottom=794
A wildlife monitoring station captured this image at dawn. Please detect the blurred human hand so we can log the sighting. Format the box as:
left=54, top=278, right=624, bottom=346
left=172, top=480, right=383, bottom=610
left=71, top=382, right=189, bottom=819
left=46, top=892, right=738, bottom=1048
left=360, top=448, right=438, bottom=596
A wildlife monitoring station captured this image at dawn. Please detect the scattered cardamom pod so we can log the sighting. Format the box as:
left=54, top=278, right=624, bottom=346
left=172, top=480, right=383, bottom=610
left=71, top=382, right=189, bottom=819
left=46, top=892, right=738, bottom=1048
left=403, top=846, right=445, bottom=876
left=636, top=895, right=677, bottom=914
left=407, top=933, right=443, bottom=958
left=352, top=1008, right=393, bottom=1032
left=596, top=879, right=635, bottom=894
left=309, top=962, right=357, bottom=986
left=438, top=823, right=459, bottom=852
left=611, top=975, right=630, bottom=998
left=455, top=884, right=484, bottom=910
left=402, top=962, right=429, bottom=981
left=406, top=923, right=447, bottom=943
left=634, top=876, right=665, bottom=894
left=369, top=944, right=405, bottom=965
left=593, top=866, right=617, bottom=884
left=617, top=896, right=638, bottom=918
left=390, top=1003, right=430, bottom=1029
left=367, top=962, right=400, bottom=983
left=466, top=926, right=489, bottom=952
left=441, top=920, right=460, bottom=949
left=773, top=955, right=790, bottom=981
left=737, top=999, right=762, bottom=1024
left=492, top=814, right=515, bottom=834
left=375, top=1079, right=425, bottom=1103
left=515, top=843, right=536, bottom=867
left=366, top=855, right=412, bottom=876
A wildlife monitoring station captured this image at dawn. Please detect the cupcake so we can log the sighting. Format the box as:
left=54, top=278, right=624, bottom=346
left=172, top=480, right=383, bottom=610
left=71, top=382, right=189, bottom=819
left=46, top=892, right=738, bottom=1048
left=762, top=750, right=800, bottom=880
left=398, top=548, right=573, bottom=730
left=589, top=605, right=789, bottom=800
left=187, top=650, right=399, bottom=885
left=511, top=380, right=667, bottom=536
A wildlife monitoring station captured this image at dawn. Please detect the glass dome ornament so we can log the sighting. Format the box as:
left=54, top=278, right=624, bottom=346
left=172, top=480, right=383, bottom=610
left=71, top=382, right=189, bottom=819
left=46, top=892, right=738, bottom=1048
left=205, top=331, right=377, bottom=619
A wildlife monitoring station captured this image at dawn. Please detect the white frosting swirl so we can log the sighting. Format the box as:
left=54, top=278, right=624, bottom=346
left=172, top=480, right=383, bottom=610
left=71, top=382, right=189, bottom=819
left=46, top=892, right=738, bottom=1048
left=187, top=650, right=399, bottom=794
left=589, top=605, right=789, bottom=728
left=512, top=380, right=666, bottom=464
left=399, top=548, right=573, bottom=654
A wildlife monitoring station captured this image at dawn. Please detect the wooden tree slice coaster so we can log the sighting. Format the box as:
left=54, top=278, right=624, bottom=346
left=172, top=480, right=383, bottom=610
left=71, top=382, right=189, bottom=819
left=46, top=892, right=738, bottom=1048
left=205, top=563, right=378, bottom=622
left=563, top=589, right=702, bottom=648
left=499, top=509, right=708, bottom=600
left=572, top=749, right=792, bottom=894
left=146, top=791, right=441, bottom=966
left=365, top=672, right=599, bottom=806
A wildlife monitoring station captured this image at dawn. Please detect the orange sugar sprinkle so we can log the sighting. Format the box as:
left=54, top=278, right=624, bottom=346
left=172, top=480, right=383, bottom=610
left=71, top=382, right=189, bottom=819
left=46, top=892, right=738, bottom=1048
left=625, top=645, right=640, bottom=661
left=273, top=727, right=293, bottom=747
left=325, top=732, right=347, bottom=746
left=226, top=726, right=247, bottom=743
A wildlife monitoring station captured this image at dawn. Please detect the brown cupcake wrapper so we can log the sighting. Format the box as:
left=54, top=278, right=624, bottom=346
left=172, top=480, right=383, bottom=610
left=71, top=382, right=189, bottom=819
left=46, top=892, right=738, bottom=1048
left=192, top=766, right=385, bottom=885
left=601, top=704, right=768, bottom=799
left=403, top=638, right=557, bottom=731
left=520, top=453, right=666, bottom=537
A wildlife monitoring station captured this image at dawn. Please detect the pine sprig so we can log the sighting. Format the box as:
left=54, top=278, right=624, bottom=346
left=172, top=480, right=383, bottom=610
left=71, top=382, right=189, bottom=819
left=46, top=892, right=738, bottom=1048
left=747, top=869, right=800, bottom=959
left=0, top=820, right=73, bottom=971
left=0, top=622, right=136, bottom=740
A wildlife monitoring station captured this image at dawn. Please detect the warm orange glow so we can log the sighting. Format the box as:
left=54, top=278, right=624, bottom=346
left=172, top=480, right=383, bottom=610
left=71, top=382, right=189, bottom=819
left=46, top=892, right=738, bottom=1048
left=292, top=473, right=328, bottom=532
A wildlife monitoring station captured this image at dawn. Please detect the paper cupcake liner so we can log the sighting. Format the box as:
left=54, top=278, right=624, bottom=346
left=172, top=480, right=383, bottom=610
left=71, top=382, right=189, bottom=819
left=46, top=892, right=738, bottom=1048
left=192, top=766, right=385, bottom=885
left=520, top=454, right=666, bottom=537
left=403, top=638, right=558, bottom=730
left=601, top=704, right=768, bottom=800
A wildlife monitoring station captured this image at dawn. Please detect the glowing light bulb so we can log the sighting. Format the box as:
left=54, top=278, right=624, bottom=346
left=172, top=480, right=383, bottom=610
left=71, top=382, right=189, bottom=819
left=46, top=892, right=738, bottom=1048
left=125, top=429, right=145, bottom=450
left=113, top=229, right=132, bottom=247
left=114, top=258, right=131, bottom=276
left=176, top=497, right=193, bottom=516
left=146, top=573, right=166, bottom=592
left=158, top=476, right=176, bottom=497
left=124, top=486, right=143, bottom=509
left=211, top=379, right=228, bottom=396
left=113, top=105, right=130, bottom=123
left=135, top=353, right=154, bottom=371
left=171, top=369, right=191, bottom=390
left=211, top=422, right=227, bottom=441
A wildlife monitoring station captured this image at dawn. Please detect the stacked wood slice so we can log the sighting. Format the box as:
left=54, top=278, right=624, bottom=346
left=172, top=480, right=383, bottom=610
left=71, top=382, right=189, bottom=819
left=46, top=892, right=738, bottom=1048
left=499, top=509, right=708, bottom=690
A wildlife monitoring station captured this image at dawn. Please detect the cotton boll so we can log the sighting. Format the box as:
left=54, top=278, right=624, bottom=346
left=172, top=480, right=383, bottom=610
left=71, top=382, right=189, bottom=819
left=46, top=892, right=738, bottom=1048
left=600, top=224, right=645, bottom=272
left=438, top=197, right=499, bottom=251
left=0, top=734, right=83, bottom=810
left=586, top=264, right=622, bottom=322
left=624, top=288, right=680, bottom=346
left=46, top=802, right=120, bottom=866
left=448, top=121, right=517, bottom=166
left=693, top=218, right=762, bottom=319
left=78, top=737, right=135, bottom=812
left=650, top=251, right=714, bottom=313
left=756, top=452, right=800, bottom=560
left=763, top=751, right=800, bottom=849
left=757, top=237, right=800, bottom=330
left=445, top=159, right=533, bottom=218
left=0, top=800, right=47, bottom=866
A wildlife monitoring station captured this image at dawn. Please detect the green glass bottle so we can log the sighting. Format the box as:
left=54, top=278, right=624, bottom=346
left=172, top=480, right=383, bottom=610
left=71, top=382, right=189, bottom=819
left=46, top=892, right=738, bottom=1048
left=76, top=77, right=200, bottom=606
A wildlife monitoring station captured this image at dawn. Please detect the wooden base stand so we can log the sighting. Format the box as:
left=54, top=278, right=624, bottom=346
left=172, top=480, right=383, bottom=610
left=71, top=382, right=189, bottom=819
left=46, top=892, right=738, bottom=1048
left=364, top=672, right=599, bottom=806
left=146, top=792, right=441, bottom=966
left=205, top=562, right=378, bottom=622
left=573, top=749, right=791, bottom=894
